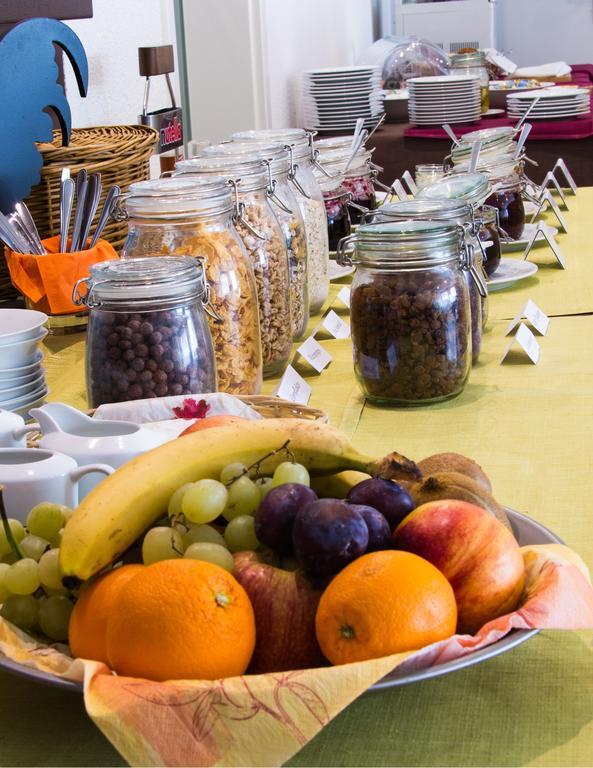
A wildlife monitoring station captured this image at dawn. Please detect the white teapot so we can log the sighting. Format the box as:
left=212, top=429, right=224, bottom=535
left=0, top=409, right=32, bottom=448
left=29, top=403, right=170, bottom=498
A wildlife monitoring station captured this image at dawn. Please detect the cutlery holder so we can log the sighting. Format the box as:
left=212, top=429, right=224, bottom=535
left=4, top=235, right=118, bottom=332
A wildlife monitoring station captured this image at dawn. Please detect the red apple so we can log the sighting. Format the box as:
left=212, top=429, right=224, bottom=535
left=233, top=551, right=325, bottom=673
left=392, top=500, right=525, bottom=634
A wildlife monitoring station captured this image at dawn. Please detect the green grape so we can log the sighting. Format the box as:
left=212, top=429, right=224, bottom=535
left=0, top=563, right=11, bottom=602
left=223, top=476, right=260, bottom=521
left=5, top=558, right=40, bottom=595
left=19, top=534, right=51, bottom=562
left=271, top=462, right=310, bottom=488
left=255, top=476, right=274, bottom=500
left=224, top=515, right=260, bottom=553
left=60, top=506, right=74, bottom=523
left=49, top=529, right=64, bottom=548
left=220, top=462, right=248, bottom=485
left=182, top=524, right=226, bottom=550
left=38, top=595, right=73, bottom=642
left=0, top=519, right=25, bottom=558
left=181, top=480, right=228, bottom=524
left=26, top=503, right=67, bottom=541
left=0, top=594, right=38, bottom=630
left=38, top=549, right=63, bottom=591
left=142, top=526, right=184, bottom=565
left=184, top=543, right=235, bottom=572
left=42, top=586, right=68, bottom=597
left=167, top=482, right=194, bottom=520
left=1, top=552, right=18, bottom=565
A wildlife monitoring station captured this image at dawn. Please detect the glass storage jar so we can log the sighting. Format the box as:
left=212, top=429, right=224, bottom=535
left=174, top=156, right=292, bottom=378
left=477, top=205, right=501, bottom=277
left=415, top=163, right=445, bottom=191
left=450, top=51, right=489, bottom=113
left=316, top=170, right=352, bottom=253
left=450, top=126, right=516, bottom=167
left=74, top=257, right=217, bottom=408
left=121, top=177, right=262, bottom=395
left=337, top=220, right=473, bottom=406
left=233, top=131, right=330, bottom=316
left=365, top=198, right=488, bottom=365
left=204, top=142, right=310, bottom=336
left=316, top=146, right=377, bottom=224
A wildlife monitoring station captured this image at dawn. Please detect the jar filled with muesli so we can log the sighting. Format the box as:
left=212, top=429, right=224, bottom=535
left=121, top=177, right=262, bottom=395
left=74, top=257, right=217, bottom=408
left=174, top=156, right=292, bottom=378
left=232, top=129, right=330, bottom=313
left=366, top=198, right=488, bottom=365
left=337, top=220, right=475, bottom=406
left=203, top=142, right=309, bottom=338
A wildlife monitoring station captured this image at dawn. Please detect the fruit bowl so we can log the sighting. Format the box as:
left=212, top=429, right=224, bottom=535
left=0, top=506, right=561, bottom=694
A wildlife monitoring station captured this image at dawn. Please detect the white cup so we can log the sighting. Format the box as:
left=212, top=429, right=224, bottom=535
left=0, top=448, right=114, bottom=522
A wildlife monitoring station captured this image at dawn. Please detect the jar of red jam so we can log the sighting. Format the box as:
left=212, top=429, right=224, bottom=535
left=477, top=205, right=501, bottom=277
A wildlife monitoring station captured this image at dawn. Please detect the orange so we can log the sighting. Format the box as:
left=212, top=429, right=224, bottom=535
left=179, top=415, right=247, bottom=437
left=105, top=559, right=255, bottom=681
left=315, top=550, right=457, bottom=665
left=68, top=564, right=144, bottom=664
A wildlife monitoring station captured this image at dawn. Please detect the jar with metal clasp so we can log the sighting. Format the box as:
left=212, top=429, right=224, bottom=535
left=450, top=51, right=490, bottom=113
left=337, top=220, right=475, bottom=406
left=74, top=256, right=217, bottom=408
left=119, top=177, right=263, bottom=395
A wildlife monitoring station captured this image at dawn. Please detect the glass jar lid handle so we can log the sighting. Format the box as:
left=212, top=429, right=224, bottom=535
left=461, top=236, right=488, bottom=298
left=284, top=144, right=312, bottom=199
left=72, top=276, right=106, bottom=308
left=261, top=159, right=293, bottom=214
left=197, top=257, right=224, bottom=324
left=227, top=179, right=265, bottom=240
left=336, top=234, right=357, bottom=267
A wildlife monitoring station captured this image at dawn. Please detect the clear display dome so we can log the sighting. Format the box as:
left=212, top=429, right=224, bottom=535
left=382, top=37, right=450, bottom=89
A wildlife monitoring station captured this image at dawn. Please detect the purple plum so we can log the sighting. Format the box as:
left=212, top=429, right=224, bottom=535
left=254, top=483, right=318, bottom=553
left=347, top=477, right=415, bottom=530
left=350, top=504, right=392, bottom=551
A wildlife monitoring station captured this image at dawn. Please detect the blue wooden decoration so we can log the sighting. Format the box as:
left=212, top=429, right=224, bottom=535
left=0, top=17, right=89, bottom=213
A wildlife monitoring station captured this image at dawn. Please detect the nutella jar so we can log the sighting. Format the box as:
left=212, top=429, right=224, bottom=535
left=174, top=156, right=292, bottom=378
left=366, top=198, right=488, bottom=366
left=75, top=257, right=217, bottom=408
left=337, top=220, right=473, bottom=406
left=120, top=177, right=262, bottom=395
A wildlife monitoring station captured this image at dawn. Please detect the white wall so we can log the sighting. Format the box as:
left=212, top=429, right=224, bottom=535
left=64, top=0, right=180, bottom=129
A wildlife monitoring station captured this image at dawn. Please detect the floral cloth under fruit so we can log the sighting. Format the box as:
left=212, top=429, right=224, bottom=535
left=0, top=543, right=592, bottom=767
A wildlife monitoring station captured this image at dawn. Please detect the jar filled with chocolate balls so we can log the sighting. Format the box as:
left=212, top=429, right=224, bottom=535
left=337, top=220, right=473, bottom=406
left=75, top=256, right=217, bottom=408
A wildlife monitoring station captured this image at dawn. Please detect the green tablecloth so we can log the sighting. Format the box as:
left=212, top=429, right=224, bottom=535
left=3, top=191, right=593, bottom=767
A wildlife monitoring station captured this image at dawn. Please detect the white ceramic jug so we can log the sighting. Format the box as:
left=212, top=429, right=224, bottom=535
left=29, top=403, right=169, bottom=497
left=0, top=448, right=113, bottom=522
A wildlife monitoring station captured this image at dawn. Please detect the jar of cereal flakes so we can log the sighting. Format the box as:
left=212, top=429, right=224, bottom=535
left=121, top=177, right=262, bottom=395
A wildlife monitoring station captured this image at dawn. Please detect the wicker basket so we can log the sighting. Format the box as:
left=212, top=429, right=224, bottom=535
left=0, top=125, right=158, bottom=303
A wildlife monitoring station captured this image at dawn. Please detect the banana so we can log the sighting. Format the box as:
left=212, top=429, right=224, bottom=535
left=61, top=418, right=412, bottom=581
left=310, top=470, right=371, bottom=499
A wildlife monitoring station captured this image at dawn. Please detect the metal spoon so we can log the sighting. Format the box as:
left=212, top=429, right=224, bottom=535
left=469, top=140, right=482, bottom=173
left=514, top=123, right=532, bottom=159
left=514, top=97, right=541, bottom=133
left=442, top=123, right=460, bottom=145
left=0, top=211, right=31, bottom=253
left=70, top=174, right=88, bottom=251
left=90, top=185, right=120, bottom=247
left=14, top=202, right=46, bottom=254
left=78, top=173, right=102, bottom=249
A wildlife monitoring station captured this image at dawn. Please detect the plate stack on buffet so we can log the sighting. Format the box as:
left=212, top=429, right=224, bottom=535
left=0, top=310, right=48, bottom=417
left=407, top=75, right=481, bottom=126
left=302, top=66, right=384, bottom=132
left=506, top=86, right=591, bottom=120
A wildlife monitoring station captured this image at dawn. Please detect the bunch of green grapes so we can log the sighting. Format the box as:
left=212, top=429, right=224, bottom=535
left=142, top=460, right=310, bottom=571
left=0, top=503, right=75, bottom=641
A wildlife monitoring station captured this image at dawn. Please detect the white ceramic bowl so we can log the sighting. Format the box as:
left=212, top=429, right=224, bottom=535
left=0, top=309, right=47, bottom=346
left=0, top=366, right=43, bottom=388
left=0, top=372, right=46, bottom=400
left=0, top=384, right=49, bottom=411
left=0, top=328, right=47, bottom=369
left=0, top=350, right=43, bottom=380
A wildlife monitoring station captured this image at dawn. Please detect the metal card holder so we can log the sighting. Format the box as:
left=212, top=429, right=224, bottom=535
left=138, top=45, right=183, bottom=155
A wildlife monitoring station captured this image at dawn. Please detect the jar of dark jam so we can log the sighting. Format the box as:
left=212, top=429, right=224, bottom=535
left=315, top=145, right=377, bottom=225
left=315, top=171, right=351, bottom=252
left=477, top=205, right=501, bottom=277
left=337, top=220, right=474, bottom=406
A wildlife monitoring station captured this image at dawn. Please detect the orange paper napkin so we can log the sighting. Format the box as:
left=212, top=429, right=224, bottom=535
left=4, top=235, right=118, bottom=315
left=0, top=543, right=592, bottom=767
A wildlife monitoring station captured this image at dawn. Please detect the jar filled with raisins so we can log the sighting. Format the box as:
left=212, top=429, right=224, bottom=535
left=476, top=205, right=501, bottom=277
left=337, top=220, right=475, bottom=406
left=120, top=177, right=263, bottom=395
left=366, top=198, right=488, bottom=365
left=74, top=257, right=217, bottom=408
left=232, top=129, right=330, bottom=314
left=174, top=156, right=292, bottom=378
left=203, top=142, right=310, bottom=335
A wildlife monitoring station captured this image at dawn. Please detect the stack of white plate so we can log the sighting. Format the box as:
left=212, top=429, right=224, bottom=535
left=507, top=87, right=591, bottom=120
left=0, top=310, right=48, bottom=416
left=302, top=66, right=384, bottom=132
left=408, top=75, right=481, bottom=126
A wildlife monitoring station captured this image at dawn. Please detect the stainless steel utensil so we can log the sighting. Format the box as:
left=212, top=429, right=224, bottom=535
left=70, top=173, right=88, bottom=251
left=78, top=173, right=101, bottom=248
left=89, top=185, right=120, bottom=247
left=14, top=202, right=46, bottom=255
left=60, top=177, right=75, bottom=252
left=442, top=123, right=460, bottom=145
left=0, top=211, right=30, bottom=253
left=8, top=211, right=40, bottom=254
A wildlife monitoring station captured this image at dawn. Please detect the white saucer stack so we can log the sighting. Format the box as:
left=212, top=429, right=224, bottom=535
left=408, top=75, right=481, bottom=126
left=506, top=87, right=591, bottom=120
left=0, top=309, right=48, bottom=416
left=302, top=66, right=384, bottom=132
